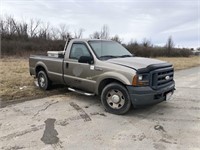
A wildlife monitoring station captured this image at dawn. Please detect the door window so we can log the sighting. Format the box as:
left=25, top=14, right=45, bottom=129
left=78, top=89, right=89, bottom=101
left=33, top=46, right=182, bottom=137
left=69, top=43, right=91, bottom=60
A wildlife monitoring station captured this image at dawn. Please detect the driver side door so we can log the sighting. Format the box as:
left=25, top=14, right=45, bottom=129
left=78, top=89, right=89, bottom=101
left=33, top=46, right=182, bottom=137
left=63, top=42, right=96, bottom=92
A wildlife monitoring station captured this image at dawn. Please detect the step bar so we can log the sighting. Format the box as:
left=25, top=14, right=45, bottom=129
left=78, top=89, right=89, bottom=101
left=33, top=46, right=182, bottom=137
left=68, top=88, right=95, bottom=96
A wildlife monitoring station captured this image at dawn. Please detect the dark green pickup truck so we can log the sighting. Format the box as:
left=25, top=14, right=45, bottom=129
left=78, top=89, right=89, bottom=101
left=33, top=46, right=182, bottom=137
left=29, top=39, right=175, bottom=114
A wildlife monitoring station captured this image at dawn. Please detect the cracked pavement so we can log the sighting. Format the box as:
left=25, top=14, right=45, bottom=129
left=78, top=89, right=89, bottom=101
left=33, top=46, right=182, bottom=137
left=0, top=67, right=200, bottom=150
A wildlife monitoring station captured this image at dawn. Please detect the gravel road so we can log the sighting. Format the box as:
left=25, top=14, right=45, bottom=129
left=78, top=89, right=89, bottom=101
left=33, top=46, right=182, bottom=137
left=0, top=67, right=200, bottom=150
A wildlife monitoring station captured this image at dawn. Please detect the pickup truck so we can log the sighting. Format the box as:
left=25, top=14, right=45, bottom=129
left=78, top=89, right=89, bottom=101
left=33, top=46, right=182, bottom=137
left=29, top=39, right=175, bottom=114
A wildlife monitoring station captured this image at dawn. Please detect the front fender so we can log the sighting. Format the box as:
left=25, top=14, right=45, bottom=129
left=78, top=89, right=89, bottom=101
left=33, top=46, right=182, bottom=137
left=95, top=71, right=132, bottom=94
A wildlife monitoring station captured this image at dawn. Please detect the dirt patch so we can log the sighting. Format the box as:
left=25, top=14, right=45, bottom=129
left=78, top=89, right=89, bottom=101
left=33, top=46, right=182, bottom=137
left=0, top=124, right=44, bottom=141
left=1, top=145, right=25, bottom=150
left=0, top=58, right=68, bottom=102
left=154, top=125, right=166, bottom=132
left=90, top=112, right=107, bottom=117
left=70, top=102, right=91, bottom=122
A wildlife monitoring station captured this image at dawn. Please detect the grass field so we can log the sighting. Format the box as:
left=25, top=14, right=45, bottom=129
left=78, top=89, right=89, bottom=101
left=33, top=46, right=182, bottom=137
left=0, top=58, right=67, bottom=103
left=0, top=56, right=199, bottom=102
left=157, top=56, right=200, bottom=70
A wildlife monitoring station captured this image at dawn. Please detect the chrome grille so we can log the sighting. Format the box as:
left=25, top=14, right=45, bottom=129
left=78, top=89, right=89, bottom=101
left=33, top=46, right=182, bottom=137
left=151, top=67, right=174, bottom=89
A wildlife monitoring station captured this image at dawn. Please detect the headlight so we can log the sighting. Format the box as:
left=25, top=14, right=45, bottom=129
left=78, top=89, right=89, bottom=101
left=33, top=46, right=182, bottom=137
left=132, top=74, right=149, bottom=86
left=138, top=75, right=143, bottom=81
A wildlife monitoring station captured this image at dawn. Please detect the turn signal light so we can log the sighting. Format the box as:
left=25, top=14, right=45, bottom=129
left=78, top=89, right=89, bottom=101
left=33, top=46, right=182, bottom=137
left=132, top=75, right=149, bottom=86
left=132, top=75, right=138, bottom=86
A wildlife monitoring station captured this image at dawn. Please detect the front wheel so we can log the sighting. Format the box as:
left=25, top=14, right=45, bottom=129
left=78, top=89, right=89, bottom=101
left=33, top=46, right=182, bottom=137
left=37, top=70, right=51, bottom=90
left=101, top=83, right=131, bottom=115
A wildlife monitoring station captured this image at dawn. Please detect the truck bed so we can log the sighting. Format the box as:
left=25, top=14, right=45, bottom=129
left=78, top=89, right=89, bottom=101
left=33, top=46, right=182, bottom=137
left=29, top=55, right=64, bottom=83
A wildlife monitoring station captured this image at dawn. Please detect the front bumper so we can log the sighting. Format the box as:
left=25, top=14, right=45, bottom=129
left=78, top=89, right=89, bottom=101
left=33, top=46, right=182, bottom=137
left=126, top=81, right=175, bottom=106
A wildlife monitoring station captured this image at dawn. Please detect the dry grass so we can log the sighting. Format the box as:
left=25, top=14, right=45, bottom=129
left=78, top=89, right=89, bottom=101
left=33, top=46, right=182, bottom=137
left=0, top=58, right=67, bottom=102
left=157, top=56, right=200, bottom=70
left=0, top=56, right=199, bottom=102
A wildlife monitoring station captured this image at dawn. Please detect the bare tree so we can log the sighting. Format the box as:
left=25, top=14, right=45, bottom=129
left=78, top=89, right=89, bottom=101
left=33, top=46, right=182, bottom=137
left=29, top=19, right=41, bottom=38
left=0, top=18, right=6, bottom=37
left=142, top=38, right=152, bottom=47
left=38, top=22, right=50, bottom=39
left=50, top=27, right=59, bottom=40
left=166, top=36, right=174, bottom=55
left=100, top=24, right=109, bottom=39
left=90, top=31, right=101, bottom=39
left=0, top=16, right=29, bottom=39
left=6, top=16, right=17, bottom=36
left=111, top=35, right=122, bottom=43
left=89, top=25, right=109, bottom=39
left=11, top=19, right=28, bottom=39
left=58, top=24, right=71, bottom=40
left=132, top=40, right=139, bottom=46
left=74, top=28, right=84, bottom=39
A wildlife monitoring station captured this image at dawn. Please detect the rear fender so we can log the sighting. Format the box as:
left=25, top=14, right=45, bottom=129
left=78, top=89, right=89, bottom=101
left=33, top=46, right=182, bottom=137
left=35, top=61, right=48, bottom=77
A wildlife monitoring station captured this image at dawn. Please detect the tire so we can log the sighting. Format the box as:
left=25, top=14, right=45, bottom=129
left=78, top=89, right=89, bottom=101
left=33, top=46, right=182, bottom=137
left=37, top=70, right=51, bottom=90
left=101, top=83, right=131, bottom=115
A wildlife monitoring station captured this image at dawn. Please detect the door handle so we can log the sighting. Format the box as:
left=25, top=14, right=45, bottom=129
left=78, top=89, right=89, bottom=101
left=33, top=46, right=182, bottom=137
left=66, top=63, right=69, bottom=68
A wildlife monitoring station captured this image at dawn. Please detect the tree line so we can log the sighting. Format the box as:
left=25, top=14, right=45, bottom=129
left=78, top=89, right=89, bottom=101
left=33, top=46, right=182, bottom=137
left=0, top=16, right=84, bottom=40
left=0, top=15, right=194, bottom=57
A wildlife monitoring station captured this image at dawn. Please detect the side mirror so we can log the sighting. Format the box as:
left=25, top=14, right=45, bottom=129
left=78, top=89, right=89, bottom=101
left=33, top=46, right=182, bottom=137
left=78, top=56, right=94, bottom=64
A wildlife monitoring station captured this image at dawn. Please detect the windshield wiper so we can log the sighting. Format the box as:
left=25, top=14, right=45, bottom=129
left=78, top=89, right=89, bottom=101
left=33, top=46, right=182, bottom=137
left=118, top=55, right=133, bottom=58
left=99, top=55, right=118, bottom=60
left=99, top=55, right=132, bottom=60
left=120, top=55, right=133, bottom=57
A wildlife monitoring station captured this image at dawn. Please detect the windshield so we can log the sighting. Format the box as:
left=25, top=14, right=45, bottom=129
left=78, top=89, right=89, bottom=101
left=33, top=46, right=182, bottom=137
left=88, top=41, right=132, bottom=60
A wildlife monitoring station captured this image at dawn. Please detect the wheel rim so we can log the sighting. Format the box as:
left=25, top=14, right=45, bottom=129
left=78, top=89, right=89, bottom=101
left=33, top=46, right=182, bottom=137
left=106, top=89, right=125, bottom=109
left=39, top=74, right=46, bottom=87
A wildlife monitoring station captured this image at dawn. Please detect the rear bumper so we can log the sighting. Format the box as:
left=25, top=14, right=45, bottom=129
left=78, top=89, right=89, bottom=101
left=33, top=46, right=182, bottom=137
left=126, top=81, right=175, bottom=106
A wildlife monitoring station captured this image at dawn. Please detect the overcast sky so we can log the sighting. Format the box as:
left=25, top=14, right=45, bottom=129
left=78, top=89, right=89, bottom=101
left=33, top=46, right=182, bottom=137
left=1, top=0, right=199, bottom=48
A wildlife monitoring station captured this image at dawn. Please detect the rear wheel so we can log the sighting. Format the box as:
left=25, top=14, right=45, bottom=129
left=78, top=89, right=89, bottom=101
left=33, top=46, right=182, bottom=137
left=37, top=70, right=51, bottom=90
left=101, top=83, right=131, bottom=115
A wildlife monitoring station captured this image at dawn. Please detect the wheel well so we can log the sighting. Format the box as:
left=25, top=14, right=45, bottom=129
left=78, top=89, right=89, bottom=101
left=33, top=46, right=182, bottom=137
left=35, top=66, right=46, bottom=77
left=98, top=78, right=125, bottom=95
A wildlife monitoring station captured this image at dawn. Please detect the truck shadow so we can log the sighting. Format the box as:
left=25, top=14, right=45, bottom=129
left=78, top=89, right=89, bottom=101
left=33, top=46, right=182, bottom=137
left=64, top=92, right=165, bottom=117
left=126, top=102, right=170, bottom=118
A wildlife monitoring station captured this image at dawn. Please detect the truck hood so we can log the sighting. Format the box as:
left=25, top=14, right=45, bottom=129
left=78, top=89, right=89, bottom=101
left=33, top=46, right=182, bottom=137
left=107, top=57, right=166, bottom=70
